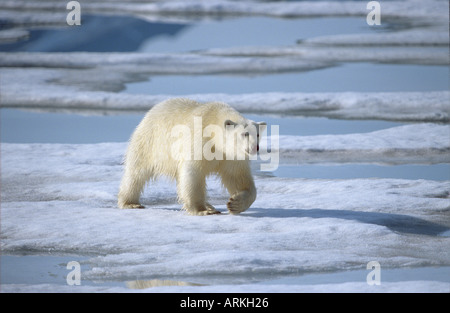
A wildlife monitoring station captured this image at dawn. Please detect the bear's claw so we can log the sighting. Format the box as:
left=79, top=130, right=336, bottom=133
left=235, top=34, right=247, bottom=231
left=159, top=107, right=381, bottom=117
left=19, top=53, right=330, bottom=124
left=189, top=208, right=221, bottom=216
left=121, top=203, right=145, bottom=209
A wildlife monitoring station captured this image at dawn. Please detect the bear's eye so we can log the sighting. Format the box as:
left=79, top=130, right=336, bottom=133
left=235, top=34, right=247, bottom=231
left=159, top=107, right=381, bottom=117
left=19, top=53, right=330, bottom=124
left=243, top=132, right=249, bottom=137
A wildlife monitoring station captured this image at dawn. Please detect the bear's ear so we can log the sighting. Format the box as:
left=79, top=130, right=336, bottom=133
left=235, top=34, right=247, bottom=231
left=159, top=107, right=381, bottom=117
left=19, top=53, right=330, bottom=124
left=256, top=121, right=267, bottom=133
left=224, top=119, right=237, bottom=128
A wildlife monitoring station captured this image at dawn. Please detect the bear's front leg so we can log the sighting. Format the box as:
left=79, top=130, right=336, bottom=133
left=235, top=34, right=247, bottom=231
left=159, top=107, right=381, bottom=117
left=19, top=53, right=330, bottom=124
left=221, top=163, right=257, bottom=215
left=227, top=188, right=256, bottom=215
left=177, top=162, right=221, bottom=216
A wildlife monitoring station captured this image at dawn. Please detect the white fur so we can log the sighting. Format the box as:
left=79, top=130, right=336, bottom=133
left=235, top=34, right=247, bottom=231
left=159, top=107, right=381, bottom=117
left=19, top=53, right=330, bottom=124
left=118, top=98, right=266, bottom=215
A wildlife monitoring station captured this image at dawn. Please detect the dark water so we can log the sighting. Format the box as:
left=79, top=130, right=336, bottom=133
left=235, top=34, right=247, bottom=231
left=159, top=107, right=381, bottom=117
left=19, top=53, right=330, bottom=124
left=0, top=15, right=186, bottom=52
left=1, top=109, right=406, bottom=144
left=0, top=15, right=374, bottom=53
left=273, top=164, right=450, bottom=181
left=124, top=63, right=449, bottom=94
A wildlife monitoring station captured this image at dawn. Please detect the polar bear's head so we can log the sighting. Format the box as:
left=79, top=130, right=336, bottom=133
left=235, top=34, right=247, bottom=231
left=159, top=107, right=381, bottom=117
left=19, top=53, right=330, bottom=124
left=224, top=119, right=267, bottom=158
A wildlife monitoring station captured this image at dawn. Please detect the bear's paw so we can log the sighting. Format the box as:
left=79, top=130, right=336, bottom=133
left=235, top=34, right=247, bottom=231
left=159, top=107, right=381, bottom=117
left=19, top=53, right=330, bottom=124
left=227, top=194, right=248, bottom=215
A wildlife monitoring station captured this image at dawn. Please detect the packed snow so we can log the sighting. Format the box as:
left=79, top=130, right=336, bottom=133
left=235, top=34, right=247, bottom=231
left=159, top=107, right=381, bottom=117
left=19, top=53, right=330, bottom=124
left=1, top=138, right=449, bottom=292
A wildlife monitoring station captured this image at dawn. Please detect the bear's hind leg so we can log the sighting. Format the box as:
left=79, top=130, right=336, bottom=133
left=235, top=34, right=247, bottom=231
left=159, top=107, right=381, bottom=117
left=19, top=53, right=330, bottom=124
left=118, top=169, right=148, bottom=209
left=205, top=202, right=221, bottom=215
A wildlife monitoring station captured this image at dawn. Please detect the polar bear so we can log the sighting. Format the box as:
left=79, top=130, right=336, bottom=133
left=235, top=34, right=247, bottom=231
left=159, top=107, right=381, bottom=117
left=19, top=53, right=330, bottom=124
left=118, top=98, right=266, bottom=215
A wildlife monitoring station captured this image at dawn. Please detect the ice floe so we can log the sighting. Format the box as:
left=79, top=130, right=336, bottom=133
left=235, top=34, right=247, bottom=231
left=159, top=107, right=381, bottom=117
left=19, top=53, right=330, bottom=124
left=1, top=141, right=449, bottom=289
left=271, top=123, right=450, bottom=165
left=201, top=45, right=448, bottom=65
left=1, top=67, right=449, bottom=122
left=1, top=0, right=447, bottom=22
left=0, top=51, right=333, bottom=73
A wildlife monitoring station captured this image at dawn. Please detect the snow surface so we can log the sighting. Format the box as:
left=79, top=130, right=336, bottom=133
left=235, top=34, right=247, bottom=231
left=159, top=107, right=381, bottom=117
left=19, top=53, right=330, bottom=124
left=1, top=140, right=449, bottom=292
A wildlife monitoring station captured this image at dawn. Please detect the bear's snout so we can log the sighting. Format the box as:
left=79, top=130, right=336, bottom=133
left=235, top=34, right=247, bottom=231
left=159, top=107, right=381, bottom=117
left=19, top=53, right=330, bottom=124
left=249, top=145, right=258, bottom=155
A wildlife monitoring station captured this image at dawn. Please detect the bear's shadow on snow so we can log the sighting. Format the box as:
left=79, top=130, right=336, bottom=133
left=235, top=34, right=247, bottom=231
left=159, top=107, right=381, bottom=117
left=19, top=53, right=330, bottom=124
left=246, top=208, right=449, bottom=237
